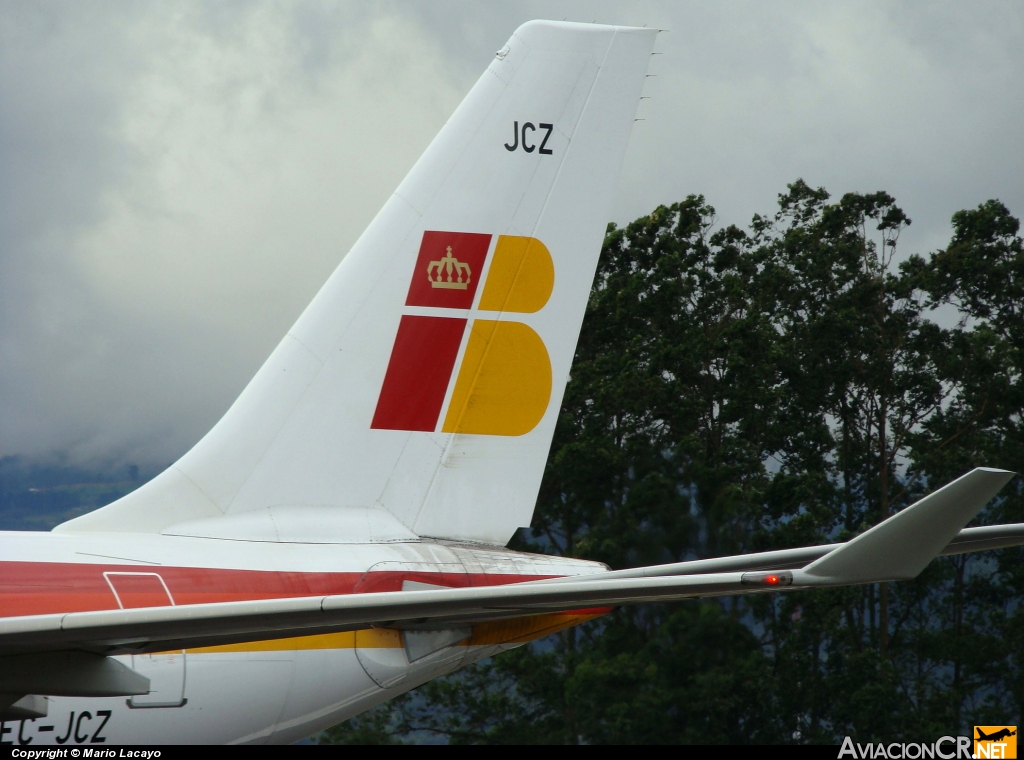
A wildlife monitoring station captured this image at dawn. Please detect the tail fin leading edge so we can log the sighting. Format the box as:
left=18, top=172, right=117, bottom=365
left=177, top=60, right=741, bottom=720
left=57, top=21, right=658, bottom=545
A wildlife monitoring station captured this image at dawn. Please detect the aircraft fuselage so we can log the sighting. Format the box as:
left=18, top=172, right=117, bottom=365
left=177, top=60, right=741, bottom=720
left=0, top=530, right=606, bottom=744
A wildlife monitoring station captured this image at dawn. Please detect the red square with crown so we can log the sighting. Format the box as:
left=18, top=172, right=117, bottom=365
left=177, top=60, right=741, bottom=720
left=405, top=231, right=492, bottom=309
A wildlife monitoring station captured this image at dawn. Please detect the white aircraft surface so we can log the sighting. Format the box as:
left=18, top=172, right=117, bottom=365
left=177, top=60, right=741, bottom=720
left=1, top=20, right=1022, bottom=746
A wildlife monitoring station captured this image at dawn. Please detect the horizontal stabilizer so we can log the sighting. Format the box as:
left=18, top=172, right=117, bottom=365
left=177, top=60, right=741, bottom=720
left=0, top=651, right=149, bottom=697
left=574, top=521, right=1024, bottom=581
left=942, top=522, right=1024, bottom=555
left=800, top=467, right=1015, bottom=584
left=1, top=470, right=1012, bottom=658
left=0, top=695, right=47, bottom=720
left=0, top=573, right=757, bottom=656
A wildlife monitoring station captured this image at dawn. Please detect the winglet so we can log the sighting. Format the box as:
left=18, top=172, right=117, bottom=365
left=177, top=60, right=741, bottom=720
left=799, top=468, right=1016, bottom=584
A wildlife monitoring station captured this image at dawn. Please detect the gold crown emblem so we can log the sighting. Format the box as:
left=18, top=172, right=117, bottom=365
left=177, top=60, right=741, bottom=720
left=427, top=247, right=471, bottom=290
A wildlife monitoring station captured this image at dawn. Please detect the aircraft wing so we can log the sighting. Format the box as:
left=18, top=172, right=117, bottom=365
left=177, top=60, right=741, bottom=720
left=584, top=521, right=1024, bottom=580
left=0, top=467, right=1016, bottom=658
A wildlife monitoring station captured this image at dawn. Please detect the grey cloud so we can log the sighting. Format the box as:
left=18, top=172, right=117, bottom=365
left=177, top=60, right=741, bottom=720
left=1, top=1, right=1022, bottom=468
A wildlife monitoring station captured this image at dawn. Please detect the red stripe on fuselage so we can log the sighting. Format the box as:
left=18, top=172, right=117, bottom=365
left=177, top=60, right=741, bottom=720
left=0, top=562, right=556, bottom=618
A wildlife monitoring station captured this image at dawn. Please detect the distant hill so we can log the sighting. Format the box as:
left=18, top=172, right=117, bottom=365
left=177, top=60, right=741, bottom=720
left=0, top=457, right=152, bottom=531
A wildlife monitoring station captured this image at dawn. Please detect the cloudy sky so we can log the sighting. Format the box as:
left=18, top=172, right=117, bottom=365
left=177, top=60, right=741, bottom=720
left=1, top=1, right=1022, bottom=469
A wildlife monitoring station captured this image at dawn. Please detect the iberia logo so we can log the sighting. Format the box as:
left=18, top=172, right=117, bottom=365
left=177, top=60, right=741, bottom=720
left=371, top=231, right=555, bottom=436
left=975, top=726, right=1017, bottom=759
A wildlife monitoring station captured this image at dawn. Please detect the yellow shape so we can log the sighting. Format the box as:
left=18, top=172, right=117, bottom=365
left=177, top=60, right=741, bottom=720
left=184, top=615, right=606, bottom=655
left=186, top=628, right=403, bottom=654
left=975, top=726, right=1018, bottom=759
left=442, top=320, right=551, bottom=436
left=355, top=627, right=404, bottom=649
left=469, top=611, right=606, bottom=646
left=478, top=236, right=554, bottom=313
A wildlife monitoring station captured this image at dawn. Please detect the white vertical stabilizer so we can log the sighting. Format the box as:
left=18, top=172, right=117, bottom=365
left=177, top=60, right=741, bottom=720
left=57, top=21, right=658, bottom=545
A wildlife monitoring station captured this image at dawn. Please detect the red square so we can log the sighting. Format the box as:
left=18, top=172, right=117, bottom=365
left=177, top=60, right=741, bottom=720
left=371, top=315, right=467, bottom=431
left=405, top=231, right=492, bottom=309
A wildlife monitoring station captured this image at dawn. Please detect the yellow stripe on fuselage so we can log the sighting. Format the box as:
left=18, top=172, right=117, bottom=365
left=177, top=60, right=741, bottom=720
left=188, top=629, right=399, bottom=653
left=185, top=611, right=604, bottom=654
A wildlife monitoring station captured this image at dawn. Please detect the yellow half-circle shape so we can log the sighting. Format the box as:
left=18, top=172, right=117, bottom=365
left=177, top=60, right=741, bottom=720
left=442, top=320, right=551, bottom=436
left=478, top=236, right=554, bottom=314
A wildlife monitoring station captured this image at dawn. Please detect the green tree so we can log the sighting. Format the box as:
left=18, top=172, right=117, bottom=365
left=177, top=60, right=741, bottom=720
left=905, top=199, right=1024, bottom=727
left=322, top=186, right=1024, bottom=744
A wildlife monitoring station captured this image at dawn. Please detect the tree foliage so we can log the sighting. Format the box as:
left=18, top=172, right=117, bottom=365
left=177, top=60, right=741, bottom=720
left=323, top=183, right=1024, bottom=744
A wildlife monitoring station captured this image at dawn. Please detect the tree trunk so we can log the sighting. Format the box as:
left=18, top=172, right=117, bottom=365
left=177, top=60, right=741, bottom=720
left=878, top=401, right=889, bottom=659
left=879, top=582, right=889, bottom=659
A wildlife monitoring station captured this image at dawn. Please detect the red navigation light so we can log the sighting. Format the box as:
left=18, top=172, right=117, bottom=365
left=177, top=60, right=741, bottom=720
left=740, top=570, right=793, bottom=587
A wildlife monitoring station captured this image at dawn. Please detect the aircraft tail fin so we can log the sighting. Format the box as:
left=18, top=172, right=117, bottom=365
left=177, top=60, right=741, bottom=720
left=56, top=21, right=658, bottom=545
